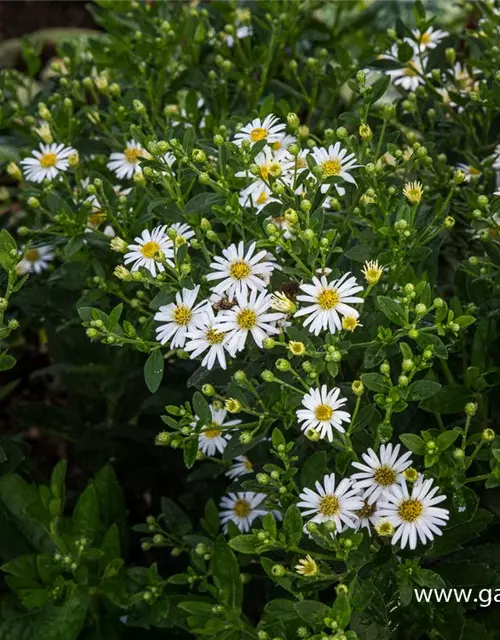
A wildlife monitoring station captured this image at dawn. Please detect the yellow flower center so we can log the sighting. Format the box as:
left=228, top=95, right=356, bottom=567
left=398, top=498, right=424, bottom=523
left=243, top=457, right=253, bottom=471
left=342, top=316, right=358, bottom=332
left=230, top=260, right=251, bottom=280
left=298, top=556, right=318, bottom=576
left=259, top=165, right=269, bottom=180
left=322, top=159, right=342, bottom=176
left=272, top=140, right=282, bottom=151
left=356, top=501, right=377, bottom=519
left=318, top=494, right=340, bottom=517
left=205, top=328, right=225, bottom=344
left=250, top=127, right=268, bottom=142
left=124, top=147, right=142, bottom=164
left=40, top=152, right=57, bottom=168
left=233, top=499, right=252, bottom=518
left=376, top=520, right=395, bottom=536
left=315, top=404, right=333, bottom=421
left=404, top=62, right=418, bottom=77
left=25, top=249, right=40, bottom=262
left=469, top=166, right=481, bottom=176
left=373, top=465, right=397, bottom=487
left=256, top=191, right=269, bottom=205
left=297, top=157, right=307, bottom=169
left=140, top=241, right=160, bottom=259
left=317, top=288, right=340, bottom=310
left=203, top=424, right=221, bottom=439
left=173, top=305, right=192, bottom=326
left=236, top=308, right=257, bottom=330
left=88, top=212, right=105, bottom=227
left=420, top=32, right=431, bottom=45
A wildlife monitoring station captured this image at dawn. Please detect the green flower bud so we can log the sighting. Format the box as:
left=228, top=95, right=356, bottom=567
left=408, top=328, right=419, bottom=339
left=352, top=380, right=364, bottom=396
left=234, top=370, right=247, bottom=384
left=271, top=564, right=286, bottom=577
left=336, top=127, right=348, bottom=139
left=452, top=448, right=465, bottom=461
left=306, top=428, right=320, bottom=442
left=239, top=430, right=253, bottom=444
left=27, top=196, right=40, bottom=209
left=482, top=428, right=495, bottom=442
left=465, top=402, right=477, bottom=417
left=275, top=358, right=291, bottom=372
left=202, top=383, right=215, bottom=396
left=287, top=112, right=300, bottom=129
left=263, top=338, right=276, bottom=349
left=262, top=369, right=276, bottom=382
left=415, top=303, right=427, bottom=315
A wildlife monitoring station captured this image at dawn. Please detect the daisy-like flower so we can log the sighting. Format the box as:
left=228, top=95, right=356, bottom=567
left=342, top=315, right=361, bottom=332
left=413, top=26, right=448, bottom=51
left=236, top=146, right=284, bottom=183
left=362, top=260, right=384, bottom=285
left=270, top=134, right=298, bottom=157
left=296, top=385, right=351, bottom=441
left=219, top=491, right=267, bottom=532
left=453, top=62, right=480, bottom=96
left=206, top=241, right=277, bottom=298
left=297, top=473, right=364, bottom=532
left=226, top=455, right=254, bottom=479
left=233, top=114, right=286, bottom=147
left=270, top=292, right=297, bottom=314
left=224, top=25, right=253, bottom=48
left=17, top=245, right=54, bottom=275
left=155, top=285, right=205, bottom=348
left=311, top=143, right=359, bottom=196
left=184, top=304, right=230, bottom=370
left=456, top=163, right=482, bottom=183
left=353, top=500, right=379, bottom=534
left=169, top=222, right=195, bottom=245
left=385, top=43, right=425, bottom=92
left=294, top=273, right=364, bottom=336
left=20, top=143, right=75, bottom=183
left=239, top=181, right=280, bottom=213
left=376, top=478, right=449, bottom=550
left=214, top=289, right=284, bottom=355
left=375, top=518, right=395, bottom=537
left=351, top=444, right=413, bottom=505
left=193, top=405, right=242, bottom=457
left=403, top=181, right=423, bottom=204
left=124, top=226, right=174, bottom=277
left=107, top=140, right=148, bottom=180
left=295, top=555, right=318, bottom=576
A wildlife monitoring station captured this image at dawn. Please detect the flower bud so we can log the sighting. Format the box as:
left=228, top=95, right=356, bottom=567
left=453, top=170, right=466, bottom=184
left=192, top=149, right=207, bottom=163
left=444, top=216, right=455, bottom=229
left=202, top=384, right=215, bottom=397
left=239, top=430, right=253, bottom=444
left=482, top=428, right=495, bottom=442
left=261, top=370, right=276, bottom=382
left=465, top=402, right=477, bottom=417
left=7, top=162, right=22, bottom=181
left=352, top=380, right=364, bottom=396
left=359, top=123, right=372, bottom=140
left=287, top=112, right=300, bottom=129
left=288, top=341, right=305, bottom=356
left=263, top=338, right=275, bottom=349
left=415, top=303, right=427, bottom=315
left=298, top=125, right=309, bottom=139
left=275, top=358, right=291, bottom=372
left=225, top=398, right=242, bottom=413
left=445, top=48, right=456, bottom=65
left=234, top=370, right=247, bottom=384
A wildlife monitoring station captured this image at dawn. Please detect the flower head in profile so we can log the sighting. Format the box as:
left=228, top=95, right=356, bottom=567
left=376, top=477, right=449, bottom=550
left=214, top=290, right=284, bottom=355
left=403, top=181, right=423, bottom=204
left=412, top=27, right=448, bottom=51
left=233, top=114, right=286, bottom=147
left=169, top=222, right=195, bottom=245
left=107, top=140, right=149, bottom=180
left=154, top=285, right=205, bottom=348
left=294, top=273, right=364, bottom=336
left=184, top=304, right=230, bottom=370
left=362, top=260, right=384, bottom=285
left=124, top=226, right=174, bottom=277
left=456, top=163, right=482, bottom=183
left=296, top=385, right=351, bottom=441
left=311, top=143, right=359, bottom=196
left=384, top=42, right=425, bottom=92
left=219, top=491, right=267, bottom=532
left=192, top=405, right=241, bottom=457
left=20, top=143, right=75, bottom=183
left=239, top=182, right=280, bottom=213
left=351, top=443, right=413, bottom=505
left=17, top=245, right=54, bottom=275
left=297, top=473, right=363, bottom=532
left=295, top=555, right=318, bottom=576
left=226, top=455, right=253, bottom=479
left=207, top=241, right=277, bottom=298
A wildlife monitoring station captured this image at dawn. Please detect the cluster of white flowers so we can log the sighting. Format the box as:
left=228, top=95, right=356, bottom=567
left=297, top=444, right=450, bottom=550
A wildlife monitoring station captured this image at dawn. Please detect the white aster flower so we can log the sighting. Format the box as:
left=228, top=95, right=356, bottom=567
left=224, top=24, right=253, bottom=48
left=294, top=273, right=364, bottom=336
left=385, top=43, right=425, bottom=92
left=163, top=152, right=176, bottom=170
left=20, top=143, right=75, bottom=183
left=107, top=140, right=149, bottom=180
left=214, top=289, right=284, bottom=355
left=207, top=241, right=276, bottom=298
left=155, top=285, right=205, bottom=348
left=376, top=478, right=449, bottom=550
left=233, top=114, right=286, bottom=147
left=124, top=226, right=174, bottom=277
left=296, top=385, right=351, bottom=441
left=281, top=149, right=310, bottom=189
left=169, top=222, right=195, bottom=245
left=17, top=245, right=54, bottom=275
left=226, top=455, right=254, bottom=479
left=311, top=143, right=359, bottom=196
left=239, top=181, right=280, bottom=213
left=184, top=304, right=230, bottom=370
left=219, top=491, right=267, bottom=532
left=453, top=62, right=480, bottom=96
left=297, top=473, right=364, bottom=532
left=456, top=163, right=482, bottom=182
left=192, top=405, right=241, bottom=457
left=413, top=26, right=448, bottom=51
left=351, top=444, right=413, bottom=505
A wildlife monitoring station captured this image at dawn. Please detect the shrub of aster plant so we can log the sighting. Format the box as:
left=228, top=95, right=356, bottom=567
left=1, top=1, right=500, bottom=639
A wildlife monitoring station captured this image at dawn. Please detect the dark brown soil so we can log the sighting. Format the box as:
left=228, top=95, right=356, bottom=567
left=0, top=1, right=96, bottom=42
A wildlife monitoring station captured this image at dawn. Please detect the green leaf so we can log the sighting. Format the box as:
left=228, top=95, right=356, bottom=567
left=72, top=485, right=99, bottom=543
left=300, top=451, right=326, bottom=488
left=376, top=296, right=408, bottom=327
left=406, top=380, right=441, bottom=402
left=420, top=385, right=475, bottom=414
left=360, top=373, right=391, bottom=393
left=228, top=535, right=260, bottom=554
left=183, top=438, right=198, bottom=469
left=428, top=509, right=493, bottom=557
left=331, top=593, right=350, bottom=630
left=437, top=429, right=460, bottom=451
left=161, top=498, right=192, bottom=536
left=49, top=460, right=66, bottom=516
left=283, top=505, right=303, bottom=547
left=144, top=349, right=164, bottom=393
left=0, top=353, right=16, bottom=372
left=211, top=537, right=242, bottom=610
left=192, top=391, right=212, bottom=425
left=363, top=343, right=386, bottom=369
left=399, top=434, right=426, bottom=455
left=262, top=513, right=277, bottom=539
left=294, top=600, right=331, bottom=628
